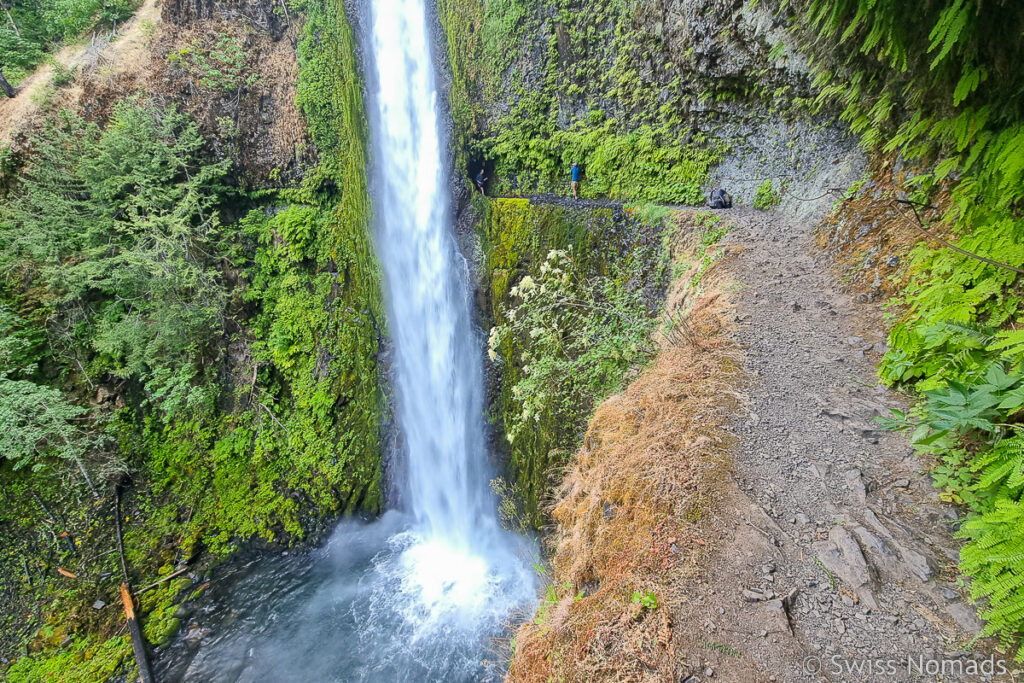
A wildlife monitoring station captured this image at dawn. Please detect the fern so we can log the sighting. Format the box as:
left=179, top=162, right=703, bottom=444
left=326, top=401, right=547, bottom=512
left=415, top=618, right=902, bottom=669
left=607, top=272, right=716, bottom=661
left=957, top=499, right=1024, bottom=661
left=972, top=435, right=1024, bottom=497
left=991, top=329, right=1024, bottom=369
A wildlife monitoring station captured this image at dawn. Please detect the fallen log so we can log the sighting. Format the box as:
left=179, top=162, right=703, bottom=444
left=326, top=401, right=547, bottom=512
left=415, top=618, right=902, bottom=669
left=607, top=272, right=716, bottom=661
left=115, top=488, right=154, bottom=683
left=119, top=583, right=154, bottom=683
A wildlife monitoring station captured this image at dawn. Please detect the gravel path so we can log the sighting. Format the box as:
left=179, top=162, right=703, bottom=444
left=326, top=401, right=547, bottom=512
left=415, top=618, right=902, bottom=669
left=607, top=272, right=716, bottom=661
left=678, top=208, right=994, bottom=682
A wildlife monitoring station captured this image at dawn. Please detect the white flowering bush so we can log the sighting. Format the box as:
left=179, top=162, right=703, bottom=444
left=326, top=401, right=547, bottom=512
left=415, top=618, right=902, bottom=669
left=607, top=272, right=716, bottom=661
left=489, top=247, right=657, bottom=447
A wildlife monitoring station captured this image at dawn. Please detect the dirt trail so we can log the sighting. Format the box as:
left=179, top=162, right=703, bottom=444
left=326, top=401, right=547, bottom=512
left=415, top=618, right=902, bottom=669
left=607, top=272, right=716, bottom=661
left=0, top=0, right=160, bottom=145
left=678, top=208, right=990, bottom=682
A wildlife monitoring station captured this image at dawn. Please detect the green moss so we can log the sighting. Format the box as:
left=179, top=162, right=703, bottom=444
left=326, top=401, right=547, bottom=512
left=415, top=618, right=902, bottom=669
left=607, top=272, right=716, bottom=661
left=7, top=634, right=134, bottom=683
left=438, top=0, right=740, bottom=204
left=3, top=0, right=385, bottom=674
left=481, top=199, right=666, bottom=524
left=138, top=578, right=190, bottom=646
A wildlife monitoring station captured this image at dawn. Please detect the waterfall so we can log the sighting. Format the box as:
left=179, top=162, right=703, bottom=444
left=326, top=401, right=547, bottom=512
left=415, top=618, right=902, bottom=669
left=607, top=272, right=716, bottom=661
left=160, top=2, right=534, bottom=680
left=368, top=0, right=489, bottom=552
left=363, top=0, right=535, bottom=630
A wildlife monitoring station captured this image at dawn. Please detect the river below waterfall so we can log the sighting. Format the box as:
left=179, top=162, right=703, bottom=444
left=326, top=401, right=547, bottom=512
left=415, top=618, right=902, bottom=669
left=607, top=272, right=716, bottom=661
left=151, top=0, right=536, bottom=679
left=152, top=513, right=535, bottom=682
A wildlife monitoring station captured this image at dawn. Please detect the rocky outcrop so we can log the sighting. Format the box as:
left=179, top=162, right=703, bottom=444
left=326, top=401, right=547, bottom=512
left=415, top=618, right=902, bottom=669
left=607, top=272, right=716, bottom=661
left=440, top=0, right=864, bottom=215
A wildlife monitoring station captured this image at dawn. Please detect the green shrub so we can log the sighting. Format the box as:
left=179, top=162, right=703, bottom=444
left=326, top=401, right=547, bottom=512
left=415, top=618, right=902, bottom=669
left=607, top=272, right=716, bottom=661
left=166, top=35, right=258, bottom=93
left=0, top=0, right=139, bottom=79
left=752, top=179, right=781, bottom=210
left=488, top=246, right=658, bottom=447
left=798, top=0, right=1024, bottom=657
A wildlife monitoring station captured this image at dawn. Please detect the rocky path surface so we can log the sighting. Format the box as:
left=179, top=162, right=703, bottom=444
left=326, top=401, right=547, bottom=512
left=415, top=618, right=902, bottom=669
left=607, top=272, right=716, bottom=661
left=679, top=208, right=993, bottom=682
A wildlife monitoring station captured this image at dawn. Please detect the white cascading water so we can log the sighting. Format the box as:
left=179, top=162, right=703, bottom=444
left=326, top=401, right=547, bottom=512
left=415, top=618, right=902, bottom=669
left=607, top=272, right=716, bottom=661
left=363, top=0, right=535, bottom=635
left=161, top=2, right=533, bottom=680
left=369, top=0, right=490, bottom=554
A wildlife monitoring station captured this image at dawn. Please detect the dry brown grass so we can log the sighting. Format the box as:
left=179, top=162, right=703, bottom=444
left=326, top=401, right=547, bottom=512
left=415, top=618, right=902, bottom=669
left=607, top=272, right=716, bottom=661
left=507, top=212, right=745, bottom=682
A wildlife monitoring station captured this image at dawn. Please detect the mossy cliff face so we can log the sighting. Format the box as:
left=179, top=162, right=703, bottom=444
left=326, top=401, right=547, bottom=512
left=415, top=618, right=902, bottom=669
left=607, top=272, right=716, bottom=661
left=481, top=198, right=665, bottom=526
left=0, top=0, right=384, bottom=676
left=439, top=0, right=863, bottom=208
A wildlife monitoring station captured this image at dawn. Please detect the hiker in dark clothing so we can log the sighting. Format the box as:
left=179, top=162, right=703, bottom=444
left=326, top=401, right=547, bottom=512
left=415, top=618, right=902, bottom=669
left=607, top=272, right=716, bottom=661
left=570, top=162, right=581, bottom=198
left=475, top=168, right=487, bottom=196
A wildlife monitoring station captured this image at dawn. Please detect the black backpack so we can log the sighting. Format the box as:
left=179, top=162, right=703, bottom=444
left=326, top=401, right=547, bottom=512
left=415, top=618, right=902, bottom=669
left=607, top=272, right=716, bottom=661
left=709, top=188, right=732, bottom=209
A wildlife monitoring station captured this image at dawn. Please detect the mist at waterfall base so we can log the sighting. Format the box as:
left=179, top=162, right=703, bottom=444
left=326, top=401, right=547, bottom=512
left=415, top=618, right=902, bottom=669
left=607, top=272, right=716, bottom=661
left=153, top=0, right=535, bottom=680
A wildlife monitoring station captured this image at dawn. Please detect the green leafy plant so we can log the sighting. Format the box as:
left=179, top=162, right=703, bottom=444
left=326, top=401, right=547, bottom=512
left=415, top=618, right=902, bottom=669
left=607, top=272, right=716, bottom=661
left=752, top=179, right=781, bottom=210
left=631, top=589, right=658, bottom=610
left=167, top=35, right=258, bottom=93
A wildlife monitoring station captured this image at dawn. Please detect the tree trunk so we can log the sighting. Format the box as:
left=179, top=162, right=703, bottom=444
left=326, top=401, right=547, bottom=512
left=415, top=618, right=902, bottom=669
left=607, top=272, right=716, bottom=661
left=115, top=488, right=155, bottom=683
left=120, top=583, right=155, bottom=683
left=0, top=70, right=15, bottom=99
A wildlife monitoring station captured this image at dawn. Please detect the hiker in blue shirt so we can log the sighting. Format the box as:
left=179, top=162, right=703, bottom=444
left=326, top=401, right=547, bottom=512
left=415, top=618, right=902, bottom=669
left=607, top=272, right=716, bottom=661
left=475, top=168, right=487, bottom=196
left=570, top=162, right=581, bottom=198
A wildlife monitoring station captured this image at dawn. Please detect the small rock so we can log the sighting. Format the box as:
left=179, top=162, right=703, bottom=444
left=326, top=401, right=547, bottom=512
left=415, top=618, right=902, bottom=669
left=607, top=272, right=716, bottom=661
left=900, top=547, right=934, bottom=582
left=764, top=599, right=794, bottom=635
left=184, top=624, right=212, bottom=644
left=836, top=619, right=846, bottom=634
left=717, top=607, right=725, bottom=614
left=92, top=599, right=106, bottom=610
left=742, top=589, right=767, bottom=602
left=807, top=463, right=829, bottom=479
left=845, top=336, right=864, bottom=346
left=705, top=668, right=715, bottom=678
left=946, top=601, right=985, bottom=633
left=844, top=469, right=867, bottom=505
left=885, top=255, right=900, bottom=267
left=940, top=586, right=959, bottom=601
left=891, top=478, right=910, bottom=490
left=795, top=513, right=810, bottom=526
left=813, top=526, right=877, bottom=609
left=791, top=301, right=802, bottom=312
